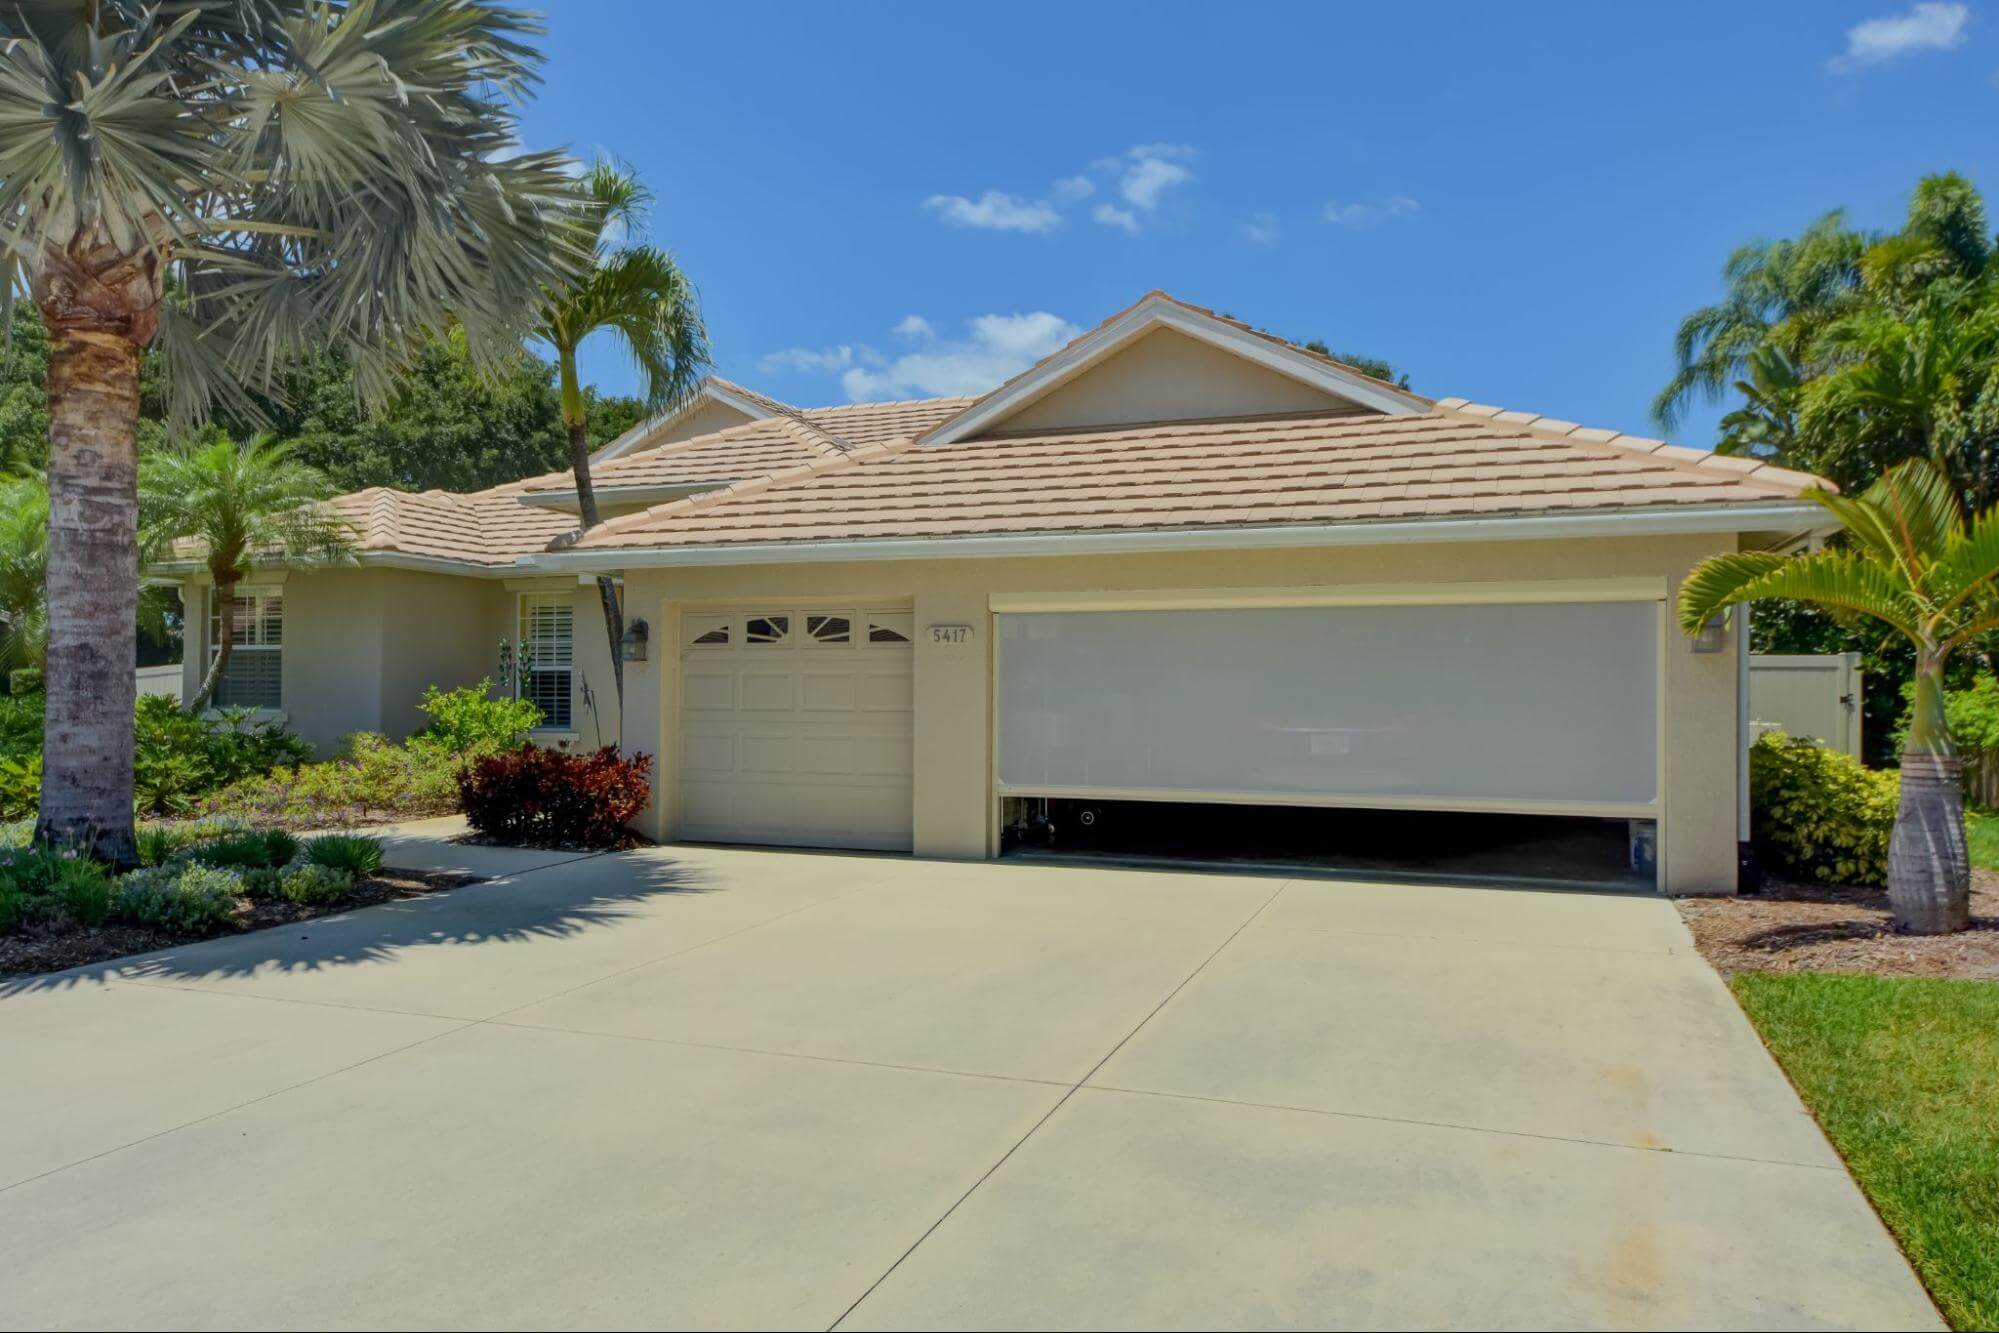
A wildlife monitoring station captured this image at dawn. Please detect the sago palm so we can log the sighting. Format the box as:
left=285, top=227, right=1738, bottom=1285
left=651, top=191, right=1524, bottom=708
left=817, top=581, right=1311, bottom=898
left=0, top=1, right=581, bottom=862
left=1679, top=458, right=1995, bottom=933
left=139, top=435, right=351, bottom=709
left=537, top=161, right=709, bottom=707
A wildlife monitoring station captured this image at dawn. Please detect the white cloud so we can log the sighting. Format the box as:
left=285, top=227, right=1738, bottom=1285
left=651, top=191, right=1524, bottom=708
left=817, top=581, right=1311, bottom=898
left=922, top=190, right=1062, bottom=233
left=1242, top=211, right=1280, bottom=246
left=1093, top=203, right=1139, bottom=234
left=762, top=312, right=1079, bottom=402
left=756, top=344, right=855, bottom=376
left=1323, top=195, right=1422, bottom=228
left=1832, top=3, right=1969, bottom=71
left=927, top=144, right=1199, bottom=240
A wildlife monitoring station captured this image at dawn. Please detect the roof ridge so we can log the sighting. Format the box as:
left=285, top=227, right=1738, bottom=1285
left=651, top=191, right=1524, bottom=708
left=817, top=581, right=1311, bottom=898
left=777, top=413, right=860, bottom=456
left=1428, top=398, right=1835, bottom=496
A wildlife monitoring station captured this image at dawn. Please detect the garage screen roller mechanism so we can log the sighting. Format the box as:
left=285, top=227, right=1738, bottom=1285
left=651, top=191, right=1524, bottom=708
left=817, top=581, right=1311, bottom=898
left=996, top=602, right=1659, bottom=810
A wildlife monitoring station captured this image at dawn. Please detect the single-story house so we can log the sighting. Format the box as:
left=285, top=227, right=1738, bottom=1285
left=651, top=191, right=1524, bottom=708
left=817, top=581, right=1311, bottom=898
left=169, top=292, right=1835, bottom=895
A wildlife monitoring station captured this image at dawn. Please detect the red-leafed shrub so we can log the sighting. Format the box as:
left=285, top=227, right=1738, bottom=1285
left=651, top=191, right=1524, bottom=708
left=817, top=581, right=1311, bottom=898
left=458, top=745, right=652, bottom=848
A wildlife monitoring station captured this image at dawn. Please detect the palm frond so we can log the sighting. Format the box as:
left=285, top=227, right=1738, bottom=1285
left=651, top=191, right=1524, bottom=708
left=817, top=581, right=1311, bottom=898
left=1678, top=549, right=1925, bottom=641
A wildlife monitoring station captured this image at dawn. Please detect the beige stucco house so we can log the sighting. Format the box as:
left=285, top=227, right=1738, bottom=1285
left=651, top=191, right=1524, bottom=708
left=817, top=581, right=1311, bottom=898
left=173, top=293, right=1835, bottom=895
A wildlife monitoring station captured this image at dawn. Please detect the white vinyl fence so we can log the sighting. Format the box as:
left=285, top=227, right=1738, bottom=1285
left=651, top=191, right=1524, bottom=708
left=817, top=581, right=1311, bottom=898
left=135, top=663, right=183, bottom=700
left=1748, top=653, right=1863, bottom=759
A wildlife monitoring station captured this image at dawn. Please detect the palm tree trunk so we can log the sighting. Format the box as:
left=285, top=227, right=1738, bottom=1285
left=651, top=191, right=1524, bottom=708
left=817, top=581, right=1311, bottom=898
left=187, top=575, right=237, bottom=711
left=34, top=325, right=140, bottom=866
left=557, top=347, right=624, bottom=714
left=1888, top=652, right=1971, bottom=933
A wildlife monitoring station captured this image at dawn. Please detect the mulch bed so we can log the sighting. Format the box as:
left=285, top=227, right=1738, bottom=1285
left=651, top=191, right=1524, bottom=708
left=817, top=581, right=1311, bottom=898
left=1677, top=869, right=1999, bottom=980
left=0, top=866, right=482, bottom=979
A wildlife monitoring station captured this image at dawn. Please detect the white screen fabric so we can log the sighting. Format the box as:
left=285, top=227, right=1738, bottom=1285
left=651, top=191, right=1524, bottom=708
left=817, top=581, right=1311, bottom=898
left=996, top=601, right=1659, bottom=808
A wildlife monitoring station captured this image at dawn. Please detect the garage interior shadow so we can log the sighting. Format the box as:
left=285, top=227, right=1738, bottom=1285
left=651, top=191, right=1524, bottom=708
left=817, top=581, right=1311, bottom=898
left=1000, top=797, right=1656, bottom=894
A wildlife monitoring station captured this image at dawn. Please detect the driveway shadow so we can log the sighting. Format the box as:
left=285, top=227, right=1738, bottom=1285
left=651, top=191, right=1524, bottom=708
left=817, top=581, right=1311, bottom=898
left=0, top=851, right=716, bottom=997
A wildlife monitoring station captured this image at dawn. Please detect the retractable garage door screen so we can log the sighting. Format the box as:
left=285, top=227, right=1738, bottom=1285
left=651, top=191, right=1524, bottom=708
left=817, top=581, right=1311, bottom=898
left=995, top=593, right=1661, bottom=816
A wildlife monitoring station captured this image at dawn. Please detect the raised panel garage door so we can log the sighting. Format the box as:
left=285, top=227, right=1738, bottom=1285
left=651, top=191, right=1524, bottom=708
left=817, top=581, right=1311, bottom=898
left=678, top=608, right=915, bottom=851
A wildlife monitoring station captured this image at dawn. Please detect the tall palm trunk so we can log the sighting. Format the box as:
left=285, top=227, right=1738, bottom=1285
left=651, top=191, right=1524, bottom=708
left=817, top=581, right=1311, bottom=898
left=557, top=349, right=624, bottom=712
left=187, top=572, right=238, bottom=711
left=34, top=324, right=141, bottom=865
left=1889, top=652, right=1971, bottom=933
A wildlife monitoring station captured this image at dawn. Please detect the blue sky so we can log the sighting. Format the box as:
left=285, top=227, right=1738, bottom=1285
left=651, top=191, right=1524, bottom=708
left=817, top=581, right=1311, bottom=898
left=526, top=2, right=1994, bottom=446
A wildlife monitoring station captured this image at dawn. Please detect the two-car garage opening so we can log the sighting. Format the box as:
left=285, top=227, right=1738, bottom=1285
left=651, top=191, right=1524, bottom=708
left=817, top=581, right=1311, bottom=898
left=994, top=597, right=1664, bottom=891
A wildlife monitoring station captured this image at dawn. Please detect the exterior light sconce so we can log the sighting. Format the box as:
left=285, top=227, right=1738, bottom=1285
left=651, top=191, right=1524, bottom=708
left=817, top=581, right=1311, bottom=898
left=1691, top=611, right=1728, bottom=654
left=622, top=617, right=650, bottom=663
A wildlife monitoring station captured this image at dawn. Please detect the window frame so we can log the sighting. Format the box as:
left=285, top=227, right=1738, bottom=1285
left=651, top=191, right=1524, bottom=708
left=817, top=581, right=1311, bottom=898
left=516, top=591, right=575, bottom=732
left=207, top=584, right=284, bottom=711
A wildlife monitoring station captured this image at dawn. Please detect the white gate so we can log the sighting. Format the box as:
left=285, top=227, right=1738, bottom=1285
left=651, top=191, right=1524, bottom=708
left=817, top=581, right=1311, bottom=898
left=1748, top=653, right=1863, bottom=758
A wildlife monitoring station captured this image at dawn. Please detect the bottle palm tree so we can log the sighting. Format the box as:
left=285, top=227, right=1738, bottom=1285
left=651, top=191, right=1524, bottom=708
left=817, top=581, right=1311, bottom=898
left=139, top=436, right=352, bottom=709
left=0, top=2, right=580, bottom=862
left=1679, top=458, right=1997, bottom=933
left=537, top=161, right=709, bottom=707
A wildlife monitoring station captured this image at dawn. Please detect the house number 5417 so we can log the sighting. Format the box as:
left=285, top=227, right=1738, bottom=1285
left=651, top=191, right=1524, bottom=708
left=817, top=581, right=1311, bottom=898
left=928, top=624, right=973, bottom=645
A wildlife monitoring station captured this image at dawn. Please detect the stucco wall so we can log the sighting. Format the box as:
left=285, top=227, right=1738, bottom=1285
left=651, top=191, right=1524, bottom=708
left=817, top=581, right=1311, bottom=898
left=183, top=567, right=604, bottom=757
left=619, top=532, right=1744, bottom=896
left=996, top=327, right=1362, bottom=434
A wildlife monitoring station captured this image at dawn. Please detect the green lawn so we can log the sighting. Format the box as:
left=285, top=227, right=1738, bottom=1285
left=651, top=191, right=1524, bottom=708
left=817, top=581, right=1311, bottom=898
left=1733, top=972, right=1999, bottom=1330
left=1967, top=810, right=1999, bottom=872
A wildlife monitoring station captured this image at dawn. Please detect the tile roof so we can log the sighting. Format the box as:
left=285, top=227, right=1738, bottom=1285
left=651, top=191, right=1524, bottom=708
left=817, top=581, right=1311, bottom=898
left=299, top=291, right=1830, bottom=570
left=570, top=406, right=1828, bottom=552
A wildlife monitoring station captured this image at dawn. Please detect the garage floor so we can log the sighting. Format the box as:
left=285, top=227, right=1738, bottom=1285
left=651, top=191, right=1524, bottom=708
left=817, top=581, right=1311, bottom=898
left=0, top=819, right=1939, bottom=1331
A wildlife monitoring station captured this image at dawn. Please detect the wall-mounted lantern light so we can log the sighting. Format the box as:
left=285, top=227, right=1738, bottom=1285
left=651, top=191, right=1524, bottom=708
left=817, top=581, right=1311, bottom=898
left=1691, top=611, right=1728, bottom=654
left=621, top=617, right=650, bottom=663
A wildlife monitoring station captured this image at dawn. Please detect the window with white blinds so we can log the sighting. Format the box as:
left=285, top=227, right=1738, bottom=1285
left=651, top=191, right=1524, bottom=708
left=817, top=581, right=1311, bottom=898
left=518, top=593, right=574, bottom=730
left=209, top=587, right=283, bottom=710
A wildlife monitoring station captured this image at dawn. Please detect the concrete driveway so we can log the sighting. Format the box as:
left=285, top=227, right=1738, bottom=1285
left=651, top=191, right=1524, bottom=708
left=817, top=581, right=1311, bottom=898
left=1, top=819, right=1939, bottom=1331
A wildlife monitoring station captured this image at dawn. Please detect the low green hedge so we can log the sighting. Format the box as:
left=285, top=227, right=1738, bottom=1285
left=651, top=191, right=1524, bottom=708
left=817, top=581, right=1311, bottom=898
left=1749, top=731, right=1898, bottom=887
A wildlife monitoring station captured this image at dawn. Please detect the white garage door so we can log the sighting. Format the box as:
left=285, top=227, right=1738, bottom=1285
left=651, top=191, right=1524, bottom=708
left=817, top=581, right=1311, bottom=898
left=679, top=607, right=915, bottom=850
left=997, top=598, right=1660, bottom=814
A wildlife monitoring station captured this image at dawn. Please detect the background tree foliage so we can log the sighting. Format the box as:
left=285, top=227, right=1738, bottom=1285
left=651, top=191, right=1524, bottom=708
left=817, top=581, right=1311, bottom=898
left=0, top=310, right=645, bottom=493
left=1661, top=172, right=1999, bottom=763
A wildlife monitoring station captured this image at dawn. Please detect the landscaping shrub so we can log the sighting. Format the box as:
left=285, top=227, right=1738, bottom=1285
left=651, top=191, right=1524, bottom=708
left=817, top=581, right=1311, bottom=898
left=0, top=880, right=18, bottom=932
left=132, top=696, right=312, bottom=815
left=8, top=666, right=42, bottom=696
left=0, top=847, right=113, bottom=926
left=0, top=752, right=39, bottom=820
left=136, top=822, right=194, bottom=867
left=276, top=862, right=354, bottom=905
left=113, top=863, right=242, bottom=932
left=46, top=855, right=113, bottom=927
left=459, top=745, right=651, bottom=847
left=414, top=680, right=540, bottom=754
left=201, top=732, right=463, bottom=828
left=304, top=833, right=385, bottom=876
left=1749, top=731, right=1898, bottom=886
left=191, top=828, right=299, bottom=871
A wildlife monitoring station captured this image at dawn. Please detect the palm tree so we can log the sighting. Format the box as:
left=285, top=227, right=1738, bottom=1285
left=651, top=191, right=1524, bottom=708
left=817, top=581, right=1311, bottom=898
left=140, top=436, right=351, bottom=709
left=1716, top=346, right=1805, bottom=464
left=0, top=2, right=580, bottom=863
left=1679, top=459, right=1996, bottom=934
left=1801, top=288, right=1999, bottom=511
left=537, top=161, right=709, bottom=707
left=1654, top=212, right=1867, bottom=431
